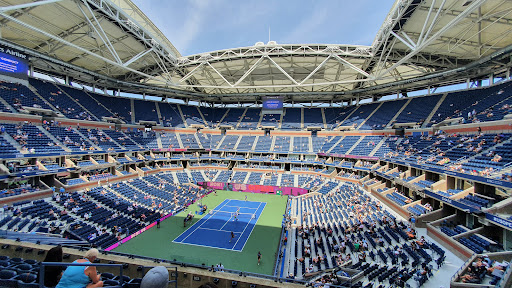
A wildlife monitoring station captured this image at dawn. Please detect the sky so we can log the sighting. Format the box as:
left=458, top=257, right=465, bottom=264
left=131, top=0, right=397, bottom=56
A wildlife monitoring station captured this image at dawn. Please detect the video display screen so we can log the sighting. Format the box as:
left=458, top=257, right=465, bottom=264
left=0, top=45, right=29, bottom=80
left=262, top=96, right=283, bottom=110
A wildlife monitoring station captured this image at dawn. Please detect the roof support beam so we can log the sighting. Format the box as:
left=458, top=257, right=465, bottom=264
left=418, top=0, right=447, bottom=46
left=332, top=55, right=371, bottom=78
left=376, top=0, right=487, bottom=79
left=206, top=62, right=233, bottom=87
left=390, top=30, right=416, bottom=51
left=83, top=0, right=177, bottom=61
left=0, top=11, right=173, bottom=86
left=234, top=56, right=265, bottom=86
left=266, top=56, right=299, bottom=85
left=300, top=55, right=331, bottom=84
left=417, top=0, right=441, bottom=46
left=123, top=47, right=154, bottom=67
left=179, top=62, right=205, bottom=83
left=0, top=0, right=63, bottom=13
left=78, top=0, right=122, bottom=64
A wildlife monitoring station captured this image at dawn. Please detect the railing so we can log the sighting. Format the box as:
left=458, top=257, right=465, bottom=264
left=450, top=253, right=477, bottom=283
left=490, top=162, right=512, bottom=178
left=54, top=230, right=368, bottom=287
left=455, top=156, right=468, bottom=164
left=273, top=196, right=291, bottom=277
left=497, top=263, right=512, bottom=288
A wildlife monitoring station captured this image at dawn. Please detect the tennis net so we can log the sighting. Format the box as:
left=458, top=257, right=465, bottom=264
left=208, top=210, right=256, bottom=219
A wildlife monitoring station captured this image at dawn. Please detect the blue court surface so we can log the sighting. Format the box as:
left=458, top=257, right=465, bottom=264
left=173, top=199, right=266, bottom=251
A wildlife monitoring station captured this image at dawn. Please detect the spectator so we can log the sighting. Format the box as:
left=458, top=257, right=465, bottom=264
left=56, top=248, right=103, bottom=288
left=37, top=245, right=64, bottom=287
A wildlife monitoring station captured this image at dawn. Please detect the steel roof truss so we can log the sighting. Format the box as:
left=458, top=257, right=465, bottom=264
left=77, top=0, right=122, bottom=64
left=0, top=0, right=63, bottom=13
left=377, top=0, right=487, bottom=79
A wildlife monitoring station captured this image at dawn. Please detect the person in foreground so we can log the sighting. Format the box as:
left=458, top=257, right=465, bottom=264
left=56, top=248, right=103, bottom=288
left=37, top=245, right=64, bottom=287
left=141, top=266, right=169, bottom=288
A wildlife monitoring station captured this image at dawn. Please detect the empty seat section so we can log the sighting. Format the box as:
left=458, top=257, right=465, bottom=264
left=303, top=108, right=323, bottom=128
left=217, top=135, right=239, bottom=150
left=260, top=113, right=280, bottom=127
left=200, top=107, right=227, bottom=128
left=364, top=99, right=408, bottom=129
left=282, top=108, right=301, bottom=129
left=91, top=93, right=132, bottom=123
left=324, top=106, right=358, bottom=129
left=341, top=102, right=380, bottom=128
left=236, top=136, right=256, bottom=151
left=350, top=136, right=382, bottom=156
left=329, top=136, right=360, bottom=154
left=56, top=84, right=114, bottom=119
left=273, top=136, right=291, bottom=153
left=30, top=79, right=93, bottom=120
left=293, top=137, right=310, bottom=153
left=180, top=105, right=205, bottom=126
left=394, top=94, right=441, bottom=125
left=219, top=108, right=245, bottom=127
left=238, top=109, right=260, bottom=129
left=2, top=80, right=52, bottom=111
left=134, top=100, right=159, bottom=123
left=179, top=134, right=200, bottom=149
left=254, top=136, right=272, bottom=152
left=159, top=103, right=185, bottom=127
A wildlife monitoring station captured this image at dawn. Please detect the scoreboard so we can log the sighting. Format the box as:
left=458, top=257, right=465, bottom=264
left=0, top=45, right=29, bottom=81
left=262, top=96, right=283, bottom=114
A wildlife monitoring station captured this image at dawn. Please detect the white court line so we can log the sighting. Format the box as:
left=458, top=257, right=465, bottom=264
left=227, top=199, right=262, bottom=205
left=174, top=199, right=230, bottom=243
left=174, top=199, right=265, bottom=252
left=239, top=202, right=266, bottom=252
left=218, top=199, right=236, bottom=231
left=197, top=227, right=242, bottom=233
left=233, top=202, right=265, bottom=249
left=171, top=240, right=243, bottom=252
left=223, top=205, right=258, bottom=212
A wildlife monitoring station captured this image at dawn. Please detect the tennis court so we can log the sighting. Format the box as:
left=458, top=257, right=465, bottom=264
left=173, top=199, right=266, bottom=251
left=113, top=190, right=286, bottom=274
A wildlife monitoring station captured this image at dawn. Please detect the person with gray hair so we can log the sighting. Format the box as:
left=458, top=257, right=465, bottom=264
left=141, top=266, right=169, bottom=288
left=56, top=248, right=103, bottom=288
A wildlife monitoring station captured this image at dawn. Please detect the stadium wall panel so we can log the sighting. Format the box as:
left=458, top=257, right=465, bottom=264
left=426, top=223, right=473, bottom=259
